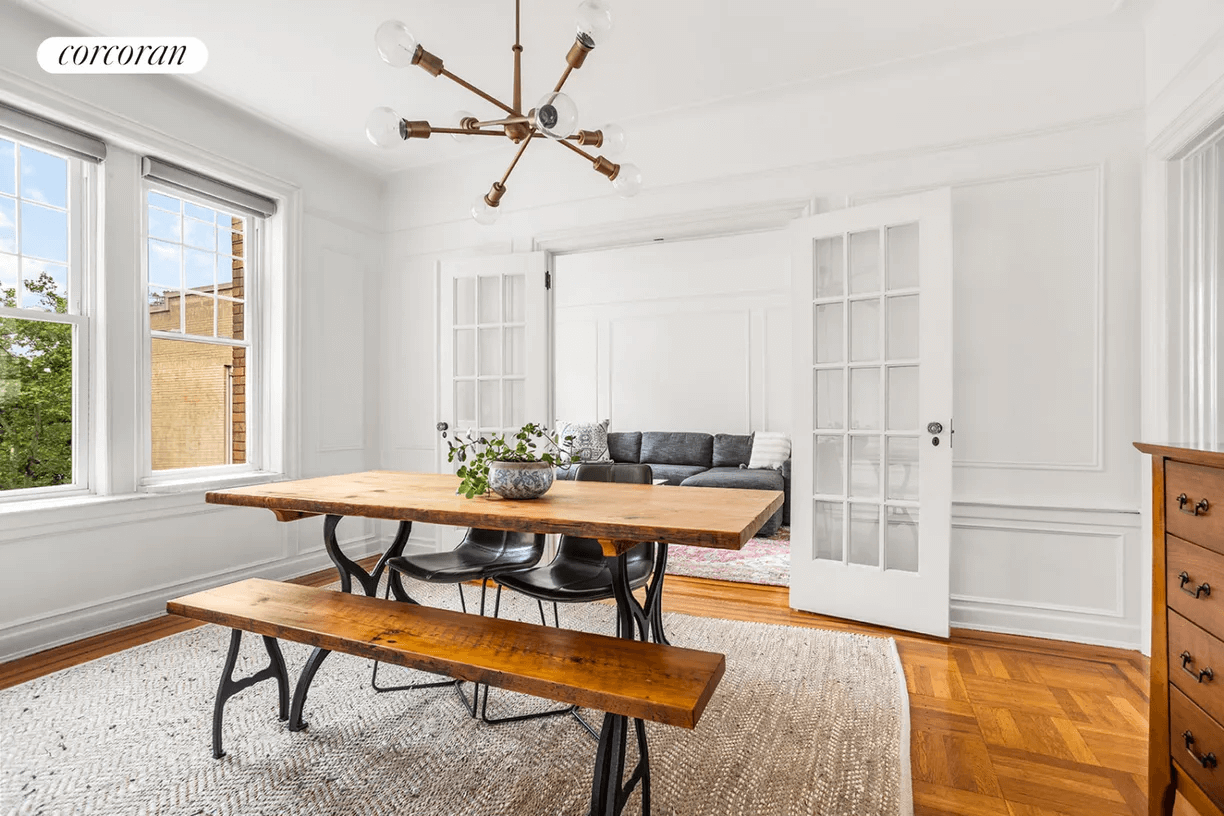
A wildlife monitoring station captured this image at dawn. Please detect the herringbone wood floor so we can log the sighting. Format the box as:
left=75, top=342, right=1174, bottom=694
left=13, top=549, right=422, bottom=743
left=1, top=562, right=1152, bottom=816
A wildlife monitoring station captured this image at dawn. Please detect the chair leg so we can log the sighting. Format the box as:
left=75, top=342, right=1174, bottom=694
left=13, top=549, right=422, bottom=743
left=370, top=575, right=461, bottom=695
left=475, top=590, right=597, bottom=740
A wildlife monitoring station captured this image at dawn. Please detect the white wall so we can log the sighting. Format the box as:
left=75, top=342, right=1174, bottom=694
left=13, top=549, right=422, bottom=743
left=554, top=231, right=791, bottom=435
left=382, top=10, right=1148, bottom=647
left=0, top=1, right=385, bottom=660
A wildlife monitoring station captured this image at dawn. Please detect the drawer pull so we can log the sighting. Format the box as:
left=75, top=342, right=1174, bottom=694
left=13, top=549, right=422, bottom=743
left=1181, top=651, right=1216, bottom=683
left=1179, top=493, right=1211, bottom=516
left=1180, top=571, right=1212, bottom=599
left=1184, top=730, right=1219, bottom=769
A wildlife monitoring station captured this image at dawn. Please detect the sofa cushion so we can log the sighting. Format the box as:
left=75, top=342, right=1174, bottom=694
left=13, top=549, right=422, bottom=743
left=648, top=464, right=709, bottom=486
left=607, top=431, right=642, bottom=463
left=712, top=433, right=754, bottom=469
left=640, top=432, right=713, bottom=468
left=680, top=467, right=784, bottom=491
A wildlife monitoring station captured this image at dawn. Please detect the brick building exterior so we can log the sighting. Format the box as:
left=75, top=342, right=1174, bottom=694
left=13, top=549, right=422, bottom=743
left=149, top=224, right=245, bottom=470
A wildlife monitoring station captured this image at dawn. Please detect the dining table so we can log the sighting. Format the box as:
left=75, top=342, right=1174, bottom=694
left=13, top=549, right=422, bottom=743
left=205, top=470, right=783, bottom=812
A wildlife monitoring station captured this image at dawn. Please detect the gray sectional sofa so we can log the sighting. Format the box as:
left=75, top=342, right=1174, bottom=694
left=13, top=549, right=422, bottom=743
left=559, top=431, right=790, bottom=538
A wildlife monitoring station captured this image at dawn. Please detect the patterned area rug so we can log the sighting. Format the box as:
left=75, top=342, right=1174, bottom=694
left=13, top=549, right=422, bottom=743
left=667, top=527, right=791, bottom=586
left=1, top=578, right=910, bottom=816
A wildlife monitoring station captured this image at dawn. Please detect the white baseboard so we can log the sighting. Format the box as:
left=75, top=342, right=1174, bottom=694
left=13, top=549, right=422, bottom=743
left=950, top=597, right=1142, bottom=651
left=0, top=535, right=388, bottom=663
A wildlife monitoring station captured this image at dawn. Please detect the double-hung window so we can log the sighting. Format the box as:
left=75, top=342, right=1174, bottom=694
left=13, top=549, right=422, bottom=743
left=142, top=159, right=274, bottom=480
left=0, top=128, right=93, bottom=497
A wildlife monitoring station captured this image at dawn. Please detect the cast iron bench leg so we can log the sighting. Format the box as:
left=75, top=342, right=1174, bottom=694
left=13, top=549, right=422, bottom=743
left=211, top=629, right=289, bottom=759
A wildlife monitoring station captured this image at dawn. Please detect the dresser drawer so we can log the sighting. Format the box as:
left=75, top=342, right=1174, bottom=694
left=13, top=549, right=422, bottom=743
left=1169, top=461, right=1224, bottom=554
left=1173, top=685, right=1224, bottom=809
left=1170, top=536, right=1224, bottom=633
left=1171, top=610, right=1224, bottom=725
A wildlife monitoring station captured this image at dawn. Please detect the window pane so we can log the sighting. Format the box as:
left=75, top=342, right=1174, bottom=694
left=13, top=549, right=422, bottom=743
left=850, top=299, right=880, bottom=362
left=21, top=259, right=68, bottom=313
left=0, top=139, right=14, bottom=196
left=184, top=248, right=214, bottom=292
left=0, top=197, right=15, bottom=254
left=148, top=191, right=181, bottom=212
left=814, top=369, right=843, bottom=430
left=0, top=253, right=16, bottom=305
left=219, top=224, right=243, bottom=259
left=219, top=254, right=243, bottom=294
left=184, top=202, right=216, bottom=223
left=19, top=146, right=67, bottom=209
left=887, top=223, right=919, bottom=290
left=218, top=297, right=243, bottom=341
left=148, top=286, right=181, bottom=333
left=151, top=338, right=246, bottom=470
left=849, top=230, right=880, bottom=294
left=814, top=303, right=843, bottom=363
left=148, top=239, right=181, bottom=289
left=849, top=503, right=881, bottom=567
left=184, top=217, right=216, bottom=251
left=815, top=235, right=844, bottom=298
left=183, top=291, right=216, bottom=337
left=20, top=202, right=67, bottom=263
left=0, top=317, right=73, bottom=490
left=148, top=206, right=181, bottom=242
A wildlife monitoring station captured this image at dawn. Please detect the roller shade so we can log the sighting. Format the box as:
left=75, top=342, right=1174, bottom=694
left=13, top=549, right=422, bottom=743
left=0, top=101, right=106, bottom=162
left=141, top=156, right=277, bottom=218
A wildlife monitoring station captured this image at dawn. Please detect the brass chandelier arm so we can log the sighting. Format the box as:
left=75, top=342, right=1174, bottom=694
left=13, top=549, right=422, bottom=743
left=438, top=67, right=518, bottom=116
left=512, top=0, right=523, bottom=113
left=473, top=115, right=531, bottom=128
left=499, top=127, right=538, bottom=187
left=430, top=127, right=507, bottom=137
left=556, top=138, right=598, bottom=163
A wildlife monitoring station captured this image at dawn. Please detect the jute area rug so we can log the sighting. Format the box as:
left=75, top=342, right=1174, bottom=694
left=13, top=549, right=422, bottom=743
left=1, top=578, right=912, bottom=816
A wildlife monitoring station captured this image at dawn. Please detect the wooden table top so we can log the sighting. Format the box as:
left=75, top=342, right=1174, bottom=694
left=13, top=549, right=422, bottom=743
left=206, top=470, right=784, bottom=553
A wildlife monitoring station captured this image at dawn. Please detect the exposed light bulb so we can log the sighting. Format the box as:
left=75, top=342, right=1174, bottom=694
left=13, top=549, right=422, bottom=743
left=375, top=20, right=419, bottom=67
left=533, top=92, right=579, bottom=140
left=471, top=196, right=500, bottom=225
left=600, top=123, right=627, bottom=157
left=451, top=110, right=476, bottom=143
left=611, top=162, right=642, bottom=198
left=576, top=0, right=613, bottom=47
left=365, top=107, right=404, bottom=148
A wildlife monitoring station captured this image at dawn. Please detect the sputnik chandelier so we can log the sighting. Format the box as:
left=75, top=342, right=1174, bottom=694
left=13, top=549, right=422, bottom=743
left=365, top=0, right=639, bottom=225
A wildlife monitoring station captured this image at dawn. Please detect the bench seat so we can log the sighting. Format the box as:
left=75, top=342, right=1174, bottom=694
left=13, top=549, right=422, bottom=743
left=168, top=578, right=725, bottom=729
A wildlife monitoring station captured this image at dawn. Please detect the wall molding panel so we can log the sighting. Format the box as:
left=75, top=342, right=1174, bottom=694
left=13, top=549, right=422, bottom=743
left=950, top=164, right=1106, bottom=473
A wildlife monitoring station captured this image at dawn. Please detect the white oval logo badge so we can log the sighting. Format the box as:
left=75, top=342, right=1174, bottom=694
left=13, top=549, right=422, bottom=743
left=38, top=37, right=208, bottom=74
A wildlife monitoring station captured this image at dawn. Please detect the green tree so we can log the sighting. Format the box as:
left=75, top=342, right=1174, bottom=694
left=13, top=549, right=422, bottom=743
left=0, top=272, right=73, bottom=490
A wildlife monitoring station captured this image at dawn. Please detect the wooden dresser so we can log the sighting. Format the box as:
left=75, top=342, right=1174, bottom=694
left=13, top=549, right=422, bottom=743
left=1138, top=443, right=1224, bottom=816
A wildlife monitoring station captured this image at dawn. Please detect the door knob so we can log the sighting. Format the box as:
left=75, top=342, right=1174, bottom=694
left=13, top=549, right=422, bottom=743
left=437, top=422, right=449, bottom=431
left=926, top=422, right=943, bottom=435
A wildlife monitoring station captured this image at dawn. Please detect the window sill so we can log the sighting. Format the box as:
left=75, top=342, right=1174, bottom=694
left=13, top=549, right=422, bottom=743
left=0, top=472, right=287, bottom=544
left=141, top=470, right=283, bottom=495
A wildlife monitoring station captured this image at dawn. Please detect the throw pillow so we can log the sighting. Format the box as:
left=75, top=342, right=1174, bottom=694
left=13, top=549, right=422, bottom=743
left=556, top=419, right=611, bottom=463
left=748, top=431, right=791, bottom=470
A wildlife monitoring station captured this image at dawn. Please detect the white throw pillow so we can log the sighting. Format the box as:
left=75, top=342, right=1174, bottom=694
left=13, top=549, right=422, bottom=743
left=748, top=431, right=791, bottom=470
left=556, top=419, right=611, bottom=462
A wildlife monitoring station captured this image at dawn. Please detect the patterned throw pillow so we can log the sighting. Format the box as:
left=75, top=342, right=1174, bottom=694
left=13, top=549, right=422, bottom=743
left=556, top=419, right=611, bottom=462
left=748, top=431, right=791, bottom=470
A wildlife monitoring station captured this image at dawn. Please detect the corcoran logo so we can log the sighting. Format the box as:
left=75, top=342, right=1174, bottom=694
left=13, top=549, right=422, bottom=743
left=37, top=37, right=208, bottom=74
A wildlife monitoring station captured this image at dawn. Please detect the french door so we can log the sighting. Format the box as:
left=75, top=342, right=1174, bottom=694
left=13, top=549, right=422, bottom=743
left=437, top=253, right=551, bottom=547
left=790, top=189, right=954, bottom=637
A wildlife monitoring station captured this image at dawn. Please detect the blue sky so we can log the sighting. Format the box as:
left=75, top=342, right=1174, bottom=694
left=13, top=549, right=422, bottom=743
left=0, top=138, right=68, bottom=312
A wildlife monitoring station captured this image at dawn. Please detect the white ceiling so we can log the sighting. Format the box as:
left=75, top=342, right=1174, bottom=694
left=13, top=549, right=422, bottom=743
left=29, top=0, right=1126, bottom=174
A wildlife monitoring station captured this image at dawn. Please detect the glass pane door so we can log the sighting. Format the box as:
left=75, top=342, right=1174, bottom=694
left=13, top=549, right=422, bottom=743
left=451, top=270, right=528, bottom=437
left=813, top=223, right=921, bottom=572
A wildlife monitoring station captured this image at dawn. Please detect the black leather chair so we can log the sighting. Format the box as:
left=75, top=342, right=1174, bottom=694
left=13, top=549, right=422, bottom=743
left=487, top=462, right=657, bottom=733
left=372, top=528, right=546, bottom=705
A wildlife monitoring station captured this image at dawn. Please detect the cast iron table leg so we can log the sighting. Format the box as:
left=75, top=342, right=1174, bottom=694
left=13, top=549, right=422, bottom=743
left=288, top=516, right=414, bottom=731
left=590, top=550, right=653, bottom=816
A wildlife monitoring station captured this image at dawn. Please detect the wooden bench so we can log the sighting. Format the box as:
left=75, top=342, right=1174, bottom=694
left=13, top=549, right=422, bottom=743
left=167, top=578, right=725, bottom=816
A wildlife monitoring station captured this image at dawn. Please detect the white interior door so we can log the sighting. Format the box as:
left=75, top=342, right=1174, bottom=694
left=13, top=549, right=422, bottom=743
left=790, top=189, right=953, bottom=637
left=438, top=253, right=550, bottom=546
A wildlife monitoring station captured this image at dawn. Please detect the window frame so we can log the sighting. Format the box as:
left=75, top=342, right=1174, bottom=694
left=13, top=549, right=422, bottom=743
left=138, top=178, right=266, bottom=488
left=0, top=130, right=94, bottom=503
